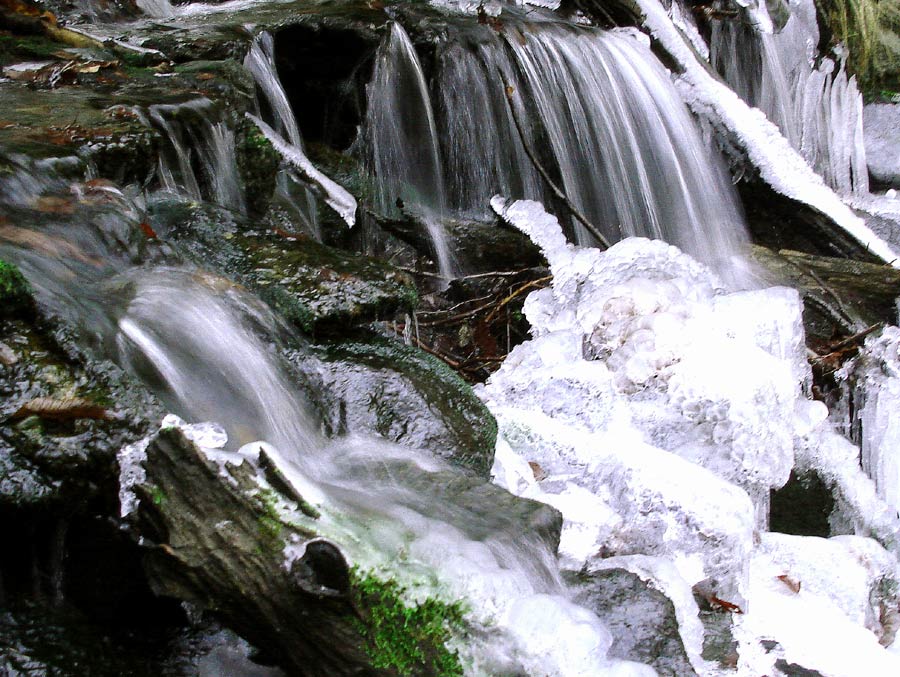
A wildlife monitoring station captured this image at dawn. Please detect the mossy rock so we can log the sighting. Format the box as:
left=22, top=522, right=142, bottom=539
left=290, top=332, right=498, bottom=477
left=0, top=259, right=34, bottom=319
left=148, top=199, right=418, bottom=334
left=351, top=570, right=465, bottom=677
left=0, top=312, right=165, bottom=509
left=235, top=117, right=280, bottom=218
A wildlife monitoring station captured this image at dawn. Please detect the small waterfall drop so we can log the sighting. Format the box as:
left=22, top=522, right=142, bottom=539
left=364, top=22, right=456, bottom=280
left=135, top=0, right=176, bottom=18
left=146, top=98, right=246, bottom=214
left=434, top=22, right=749, bottom=281
left=710, top=0, right=869, bottom=196
left=244, top=32, right=321, bottom=238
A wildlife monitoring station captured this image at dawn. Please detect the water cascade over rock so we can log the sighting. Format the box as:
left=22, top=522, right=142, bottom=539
left=3, top=0, right=900, bottom=674
left=363, top=22, right=456, bottom=279
left=710, top=0, right=869, bottom=197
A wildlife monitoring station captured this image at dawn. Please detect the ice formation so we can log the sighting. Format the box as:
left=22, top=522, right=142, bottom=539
left=710, top=0, right=869, bottom=197
left=247, top=115, right=357, bottom=227
left=484, top=198, right=900, bottom=674
left=636, top=0, right=900, bottom=267
left=839, top=327, right=900, bottom=521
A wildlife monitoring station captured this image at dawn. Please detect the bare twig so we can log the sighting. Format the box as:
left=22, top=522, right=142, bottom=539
left=485, top=276, right=552, bottom=324
left=811, top=323, right=883, bottom=363
left=497, top=68, right=613, bottom=250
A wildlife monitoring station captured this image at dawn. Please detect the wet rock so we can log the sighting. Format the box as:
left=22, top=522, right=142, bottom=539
left=570, top=555, right=702, bottom=677
left=864, top=103, right=900, bottom=189
left=0, top=311, right=165, bottom=509
left=376, top=207, right=545, bottom=275
left=751, top=245, right=900, bottom=341
left=149, top=199, right=418, bottom=334
left=0, top=259, right=34, bottom=319
left=291, top=332, right=498, bottom=477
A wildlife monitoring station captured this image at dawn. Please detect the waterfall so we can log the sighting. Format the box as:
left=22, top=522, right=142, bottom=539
left=244, top=32, right=321, bottom=239
left=135, top=0, right=176, bottom=18
left=364, top=22, right=456, bottom=280
left=0, top=160, right=645, bottom=673
left=710, top=0, right=870, bottom=196
left=433, top=21, right=749, bottom=282
left=146, top=98, right=246, bottom=214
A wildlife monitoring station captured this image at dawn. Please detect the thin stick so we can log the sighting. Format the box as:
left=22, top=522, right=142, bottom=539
left=485, top=276, right=552, bottom=324
left=498, top=69, right=613, bottom=250
left=810, top=323, right=883, bottom=363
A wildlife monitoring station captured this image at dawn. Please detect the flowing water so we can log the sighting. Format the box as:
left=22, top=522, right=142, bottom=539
left=363, top=22, right=457, bottom=280
left=0, top=159, right=649, bottom=674
left=244, top=32, right=321, bottom=239
left=144, top=99, right=246, bottom=215
left=429, top=20, right=750, bottom=281
left=710, top=0, right=869, bottom=196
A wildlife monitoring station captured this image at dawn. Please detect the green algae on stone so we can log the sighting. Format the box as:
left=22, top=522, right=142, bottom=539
left=0, top=259, right=34, bottom=318
left=148, top=199, right=418, bottom=334
left=351, top=569, right=465, bottom=677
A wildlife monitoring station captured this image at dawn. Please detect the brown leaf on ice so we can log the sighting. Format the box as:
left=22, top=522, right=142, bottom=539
left=777, top=574, right=801, bottom=593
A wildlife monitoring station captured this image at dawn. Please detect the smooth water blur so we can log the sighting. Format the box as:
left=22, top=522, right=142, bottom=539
left=0, top=161, right=633, bottom=674
left=433, top=21, right=750, bottom=283
left=145, top=99, right=246, bottom=214
left=244, top=32, right=320, bottom=238
left=364, top=23, right=456, bottom=279
left=710, top=0, right=869, bottom=196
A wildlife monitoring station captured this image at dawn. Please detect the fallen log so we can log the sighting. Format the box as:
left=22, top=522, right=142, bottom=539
left=133, top=427, right=376, bottom=676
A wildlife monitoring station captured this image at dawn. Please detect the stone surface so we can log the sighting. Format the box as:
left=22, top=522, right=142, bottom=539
left=570, top=564, right=698, bottom=676
left=148, top=199, right=417, bottom=334
left=290, top=332, right=498, bottom=477
left=864, top=104, right=900, bottom=188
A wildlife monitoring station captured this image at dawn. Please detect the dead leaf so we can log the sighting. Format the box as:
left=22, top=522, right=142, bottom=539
left=138, top=221, right=158, bottom=239
left=0, top=224, right=101, bottom=265
left=34, top=195, right=75, bottom=214
left=709, top=596, right=744, bottom=614
left=195, top=72, right=216, bottom=81
left=528, top=461, right=547, bottom=481
left=777, top=574, right=801, bottom=593
left=10, top=396, right=111, bottom=422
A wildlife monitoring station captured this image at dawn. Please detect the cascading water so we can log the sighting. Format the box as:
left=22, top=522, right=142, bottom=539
left=710, top=0, right=870, bottom=196
left=244, top=32, right=321, bottom=239
left=145, top=98, right=246, bottom=214
left=364, top=22, right=456, bottom=279
left=432, top=20, right=750, bottom=283
left=0, top=161, right=653, bottom=675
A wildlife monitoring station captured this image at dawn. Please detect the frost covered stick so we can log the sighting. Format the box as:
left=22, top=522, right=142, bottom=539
left=630, top=0, right=900, bottom=268
left=246, top=113, right=357, bottom=227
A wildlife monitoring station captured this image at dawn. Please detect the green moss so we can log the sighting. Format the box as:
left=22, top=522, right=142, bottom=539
left=351, top=569, right=465, bottom=677
left=821, top=0, right=900, bottom=93
left=255, top=488, right=288, bottom=552
left=0, top=259, right=34, bottom=318
left=149, top=485, right=167, bottom=507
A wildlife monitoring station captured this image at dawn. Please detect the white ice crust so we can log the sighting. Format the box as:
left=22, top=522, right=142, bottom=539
left=485, top=198, right=900, bottom=674
left=246, top=114, right=357, bottom=226
left=634, top=0, right=900, bottom=267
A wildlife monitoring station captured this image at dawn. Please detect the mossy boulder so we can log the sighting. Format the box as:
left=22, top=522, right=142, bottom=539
left=290, top=332, right=498, bottom=477
left=0, top=310, right=165, bottom=509
left=0, top=259, right=34, bottom=319
left=148, top=199, right=418, bottom=334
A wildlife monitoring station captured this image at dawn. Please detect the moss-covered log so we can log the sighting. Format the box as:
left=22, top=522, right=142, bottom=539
left=752, top=245, right=900, bottom=340
left=134, top=427, right=472, bottom=677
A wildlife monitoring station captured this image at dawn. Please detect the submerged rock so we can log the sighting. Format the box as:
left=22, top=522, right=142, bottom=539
left=569, top=556, right=701, bottom=676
